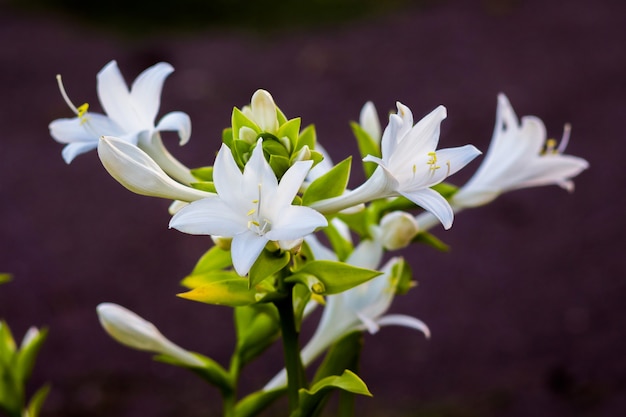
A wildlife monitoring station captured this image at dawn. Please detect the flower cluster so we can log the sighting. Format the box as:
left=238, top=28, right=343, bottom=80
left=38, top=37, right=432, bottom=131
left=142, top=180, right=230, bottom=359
left=50, top=61, right=588, bottom=416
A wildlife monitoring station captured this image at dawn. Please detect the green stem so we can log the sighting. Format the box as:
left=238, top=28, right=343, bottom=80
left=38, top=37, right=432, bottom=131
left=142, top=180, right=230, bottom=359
left=274, top=284, right=305, bottom=413
left=223, top=354, right=241, bottom=417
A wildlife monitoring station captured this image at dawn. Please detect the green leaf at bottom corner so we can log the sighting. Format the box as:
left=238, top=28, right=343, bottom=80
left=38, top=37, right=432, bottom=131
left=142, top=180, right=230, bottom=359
left=298, top=369, right=372, bottom=415
left=26, top=384, right=51, bottom=417
left=0, top=273, right=12, bottom=285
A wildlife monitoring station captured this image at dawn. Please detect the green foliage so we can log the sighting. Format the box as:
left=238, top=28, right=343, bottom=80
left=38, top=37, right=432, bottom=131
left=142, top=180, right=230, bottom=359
left=286, top=260, right=381, bottom=295
left=234, top=304, right=281, bottom=367
left=350, top=121, right=380, bottom=178
left=302, top=157, right=352, bottom=205
left=0, top=274, right=11, bottom=285
left=155, top=353, right=232, bottom=392
left=178, top=274, right=275, bottom=307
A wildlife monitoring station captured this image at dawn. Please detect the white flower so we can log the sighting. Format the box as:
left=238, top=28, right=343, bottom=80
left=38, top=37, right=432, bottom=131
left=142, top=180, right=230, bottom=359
left=96, top=303, right=204, bottom=367
left=452, top=94, right=589, bottom=208
left=49, top=60, right=194, bottom=184
left=264, top=240, right=429, bottom=390
left=311, top=103, right=481, bottom=229
left=98, top=136, right=213, bottom=202
left=169, top=139, right=328, bottom=276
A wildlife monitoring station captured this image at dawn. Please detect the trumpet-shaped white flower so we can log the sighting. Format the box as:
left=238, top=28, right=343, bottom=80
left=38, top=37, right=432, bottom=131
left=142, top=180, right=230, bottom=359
left=169, top=139, right=328, bottom=276
left=98, top=136, right=213, bottom=202
left=311, top=103, right=481, bottom=229
left=49, top=60, right=194, bottom=184
left=264, top=240, right=429, bottom=390
left=452, top=94, right=589, bottom=208
left=96, top=303, right=204, bottom=367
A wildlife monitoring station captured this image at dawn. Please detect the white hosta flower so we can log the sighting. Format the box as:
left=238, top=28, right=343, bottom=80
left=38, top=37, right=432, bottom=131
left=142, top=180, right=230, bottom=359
left=169, top=139, right=328, bottom=276
left=452, top=94, right=589, bottom=208
left=98, top=136, right=213, bottom=202
left=359, top=101, right=382, bottom=143
left=377, top=210, right=420, bottom=250
left=311, top=103, right=481, bottom=229
left=264, top=241, right=429, bottom=390
left=49, top=60, right=194, bottom=184
left=96, top=303, right=204, bottom=367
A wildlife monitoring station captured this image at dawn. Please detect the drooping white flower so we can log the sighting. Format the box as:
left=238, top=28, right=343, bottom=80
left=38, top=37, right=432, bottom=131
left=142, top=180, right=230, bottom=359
left=49, top=60, right=194, bottom=184
left=452, top=94, right=589, bottom=208
left=264, top=240, right=429, bottom=390
left=169, top=139, right=328, bottom=276
left=98, top=136, right=213, bottom=202
left=96, top=303, right=204, bottom=367
left=311, top=103, right=481, bottom=229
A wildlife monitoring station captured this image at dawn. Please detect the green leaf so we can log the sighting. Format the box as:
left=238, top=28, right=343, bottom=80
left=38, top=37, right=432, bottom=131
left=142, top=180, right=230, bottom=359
left=190, top=246, right=233, bottom=275
left=190, top=166, right=214, bottom=181
left=232, top=107, right=258, bottom=140
left=234, top=304, right=281, bottom=367
left=336, top=210, right=368, bottom=238
left=296, top=124, right=316, bottom=152
left=0, top=320, right=17, bottom=362
left=269, top=154, right=291, bottom=179
left=292, top=284, right=312, bottom=333
left=16, top=328, right=47, bottom=383
left=249, top=250, right=290, bottom=288
left=276, top=117, right=301, bottom=150
left=181, top=270, right=239, bottom=289
left=302, top=157, right=352, bottom=205
left=322, top=221, right=353, bottom=261
left=0, top=273, right=12, bottom=285
left=222, top=127, right=234, bottom=148
left=286, top=261, right=381, bottom=295
left=350, top=121, right=380, bottom=178
left=190, top=181, right=216, bottom=193
left=413, top=231, right=450, bottom=252
left=295, top=370, right=372, bottom=417
left=25, top=384, right=51, bottom=417
left=234, top=388, right=287, bottom=417
left=311, top=332, right=363, bottom=384
left=233, top=139, right=253, bottom=167
left=177, top=278, right=275, bottom=307
left=390, top=258, right=415, bottom=295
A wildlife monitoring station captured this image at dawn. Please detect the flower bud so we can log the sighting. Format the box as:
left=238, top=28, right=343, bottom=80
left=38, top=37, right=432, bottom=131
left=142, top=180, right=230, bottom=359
left=379, top=211, right=419, bottom=250
left=96, top=303, right=204, bottom=367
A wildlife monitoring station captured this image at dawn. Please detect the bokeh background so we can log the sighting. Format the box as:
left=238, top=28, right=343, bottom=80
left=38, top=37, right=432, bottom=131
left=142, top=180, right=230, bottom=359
left=1, top=0, right=624, bottom=416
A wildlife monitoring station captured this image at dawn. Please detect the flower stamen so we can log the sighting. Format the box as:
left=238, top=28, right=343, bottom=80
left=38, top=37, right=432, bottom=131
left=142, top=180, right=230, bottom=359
left=426, top=151, right=441, bottom=174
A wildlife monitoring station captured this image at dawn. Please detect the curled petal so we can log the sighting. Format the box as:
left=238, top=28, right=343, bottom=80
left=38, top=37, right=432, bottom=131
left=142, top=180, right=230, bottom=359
left=375, top=314, right=431, bottom=338
left=156, top=111, right=192, bottom=146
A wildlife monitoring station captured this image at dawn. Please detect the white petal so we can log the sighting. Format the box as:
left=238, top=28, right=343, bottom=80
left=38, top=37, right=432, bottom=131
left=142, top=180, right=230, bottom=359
left=156, top=111, right=192, bottom=146
left=169, top=198, right=246, bottom=236
left=509, top=155, right=589, bottom=191
left=244, top=140, right=278, bottom=192
left=345, top=239, right=383, bottom=270
left=267, top=206, right=327, bottom=241
left=274, top=160, right=313, bottom=208
left=213, top=144, right=247, bottom=207
left=97, top=61, right=141, bottom=131
left=62, top=142, right=98, bottom=164
left=130, top=62, right=174, bottom=125
left=231, top=232, right=268, bottom=276
left=376, top=314, right=431, bottom=338
left=400, top=187, right=454, bottom=230
left=359, top=101, right=381, bottom=143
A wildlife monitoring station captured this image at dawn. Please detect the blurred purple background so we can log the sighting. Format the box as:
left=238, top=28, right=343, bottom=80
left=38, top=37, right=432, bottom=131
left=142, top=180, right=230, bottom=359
left=1, top=0, right=624, bottom=416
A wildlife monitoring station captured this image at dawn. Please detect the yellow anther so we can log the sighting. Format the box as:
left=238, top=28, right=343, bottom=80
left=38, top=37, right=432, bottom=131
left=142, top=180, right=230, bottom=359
left=77, top=103, right=90, bottom=124
left=247, top=208, right=256, bottom=216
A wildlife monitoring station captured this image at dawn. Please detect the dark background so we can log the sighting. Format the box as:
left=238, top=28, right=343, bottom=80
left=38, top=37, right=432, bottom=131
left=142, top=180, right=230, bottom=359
left=1, top=0, right=624, bottom=416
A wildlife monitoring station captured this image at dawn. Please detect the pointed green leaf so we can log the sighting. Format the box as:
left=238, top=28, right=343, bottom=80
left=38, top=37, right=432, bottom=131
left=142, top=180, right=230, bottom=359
left=286, top=261, right=381, bottom=295
left=190, top=246, right=233, bottom=275
left=190, top=181, right=216, bottom=193
left=0, top=320, right=17, bottom=361
left=222, top=127, right=234, bottom=148
left=302, top=157, right=352, bottom=205
left=249, top=249, right=290, bottom=288
left=390, top=257, right=415, bottom=295
left=350, top=121, right=380, bottom=178
left=276, top=117, right=301, bottom=150
left=292, top=284, right=312, bottom=333
left=190, top=166, right=214, bottom=182
left=232, top=107, right=258, bottom=140
left=16, top=328, right=47, bottom=383
left=177, top=278, right=275, bottom=307
left=296, top=124, right=316, bottom=152
left=234, top=304, right=281, bottom=367
left=25, top=384, right=51, bottom=417
left=269, top=154, right=291, bottom=179
left=297, top=370, right=372, bottom=417
left=181, top=270, right=240, bottom=289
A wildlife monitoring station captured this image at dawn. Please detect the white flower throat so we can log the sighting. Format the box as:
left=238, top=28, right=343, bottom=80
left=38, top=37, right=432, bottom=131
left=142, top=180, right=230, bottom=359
left=247, top=183, right=272, bottom=235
